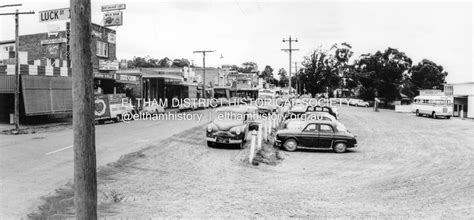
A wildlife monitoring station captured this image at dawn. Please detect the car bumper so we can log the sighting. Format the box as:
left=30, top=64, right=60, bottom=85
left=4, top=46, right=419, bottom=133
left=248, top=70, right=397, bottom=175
left=206, top=137, right=243, bottom=144
left=274, top=139, right=282, bottom=147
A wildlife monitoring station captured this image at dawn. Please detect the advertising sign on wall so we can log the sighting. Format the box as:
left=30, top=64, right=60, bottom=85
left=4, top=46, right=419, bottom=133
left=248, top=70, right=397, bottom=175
left=103, top=11, right=123, bottom=27
left=99, top=60, right=119, bottom=71
left=41, top=38, right=67, bottom=45
left=107, top=33, right=116, bottom=44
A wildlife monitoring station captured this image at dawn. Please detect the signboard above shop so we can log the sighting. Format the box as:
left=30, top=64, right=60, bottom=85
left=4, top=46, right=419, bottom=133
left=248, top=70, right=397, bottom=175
left=39, top=8, right=70, bottom=23
left=101, top=4, right=126, bottom=12
left=41, top=38, right=67, bottom=45
left=103, top=11, right=123, bottom=27
left=99, top=60, right=119, bottom=71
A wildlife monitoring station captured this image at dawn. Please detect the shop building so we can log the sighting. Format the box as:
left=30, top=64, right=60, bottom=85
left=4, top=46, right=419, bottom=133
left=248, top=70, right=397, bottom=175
left=115, top=67, right=198, bottom=108
left=0, top=23, right=118, bottom=121
left=444, top=82, right=474, bottom=118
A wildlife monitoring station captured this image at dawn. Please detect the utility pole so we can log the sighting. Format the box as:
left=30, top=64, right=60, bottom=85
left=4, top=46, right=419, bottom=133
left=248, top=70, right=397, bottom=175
left=71, top=0, right=97, bottom=219
left=0, top=5, right=34, bottom=133
left=281, top=36, right=298, bottom=95
left=193, top=50, right=215, bottom=98
left=294, top=61, right=299, bottom=96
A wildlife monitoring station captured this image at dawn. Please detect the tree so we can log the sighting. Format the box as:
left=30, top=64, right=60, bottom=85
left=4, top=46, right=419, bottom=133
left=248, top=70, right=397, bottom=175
left=278, top=68, right=288, bottom=87
left=260, top=65, right=277, bottom=85
left=299, top=46, right=342, bottom=97
left=261, top=65, right=274, bottom=79
left=407, top=59, right=448, bottom=96
left=158, top=57, right=172, bottom=67
left=353, top=48, right=412, bottom=101
left=331, top=42, right=354, bottom=97
left=239, top=62, right=258, bottom=73
left=171, top=58, right=191, bottom=67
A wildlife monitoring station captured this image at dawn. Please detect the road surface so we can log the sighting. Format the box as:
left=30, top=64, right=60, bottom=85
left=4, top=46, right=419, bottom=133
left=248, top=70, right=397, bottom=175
left=0, top=109, right=213, bottom=218
left=90, top=106, right=473, bottom=218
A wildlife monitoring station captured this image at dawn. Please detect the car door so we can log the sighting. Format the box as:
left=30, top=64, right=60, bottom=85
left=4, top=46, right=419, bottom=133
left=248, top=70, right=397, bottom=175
left=317, top=124, right=334, bottom=148
left=299, top=123, right=318, bottom=148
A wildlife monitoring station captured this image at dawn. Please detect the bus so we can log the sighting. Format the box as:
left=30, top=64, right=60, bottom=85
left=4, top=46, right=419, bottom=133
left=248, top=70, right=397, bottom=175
left=258, top=89, right=278, bottom=99
left=412, top=95, right=453, bottom=119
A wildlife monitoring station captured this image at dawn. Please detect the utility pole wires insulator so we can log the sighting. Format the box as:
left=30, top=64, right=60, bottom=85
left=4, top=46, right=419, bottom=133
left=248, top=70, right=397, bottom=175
left=281, top=36, right=299, bottom=95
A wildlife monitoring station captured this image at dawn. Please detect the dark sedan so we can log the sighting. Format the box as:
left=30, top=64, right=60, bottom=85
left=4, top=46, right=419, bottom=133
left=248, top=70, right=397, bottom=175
left=274, top=121, right=357, bottom=153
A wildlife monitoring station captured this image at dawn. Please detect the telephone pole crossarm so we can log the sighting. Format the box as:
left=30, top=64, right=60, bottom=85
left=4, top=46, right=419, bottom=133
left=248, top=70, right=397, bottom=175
left=281, top=36, right=299, bottom=95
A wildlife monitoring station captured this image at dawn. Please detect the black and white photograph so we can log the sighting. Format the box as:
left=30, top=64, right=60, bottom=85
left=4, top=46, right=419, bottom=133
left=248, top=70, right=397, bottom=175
left=0, top=0, right=473, bottom=218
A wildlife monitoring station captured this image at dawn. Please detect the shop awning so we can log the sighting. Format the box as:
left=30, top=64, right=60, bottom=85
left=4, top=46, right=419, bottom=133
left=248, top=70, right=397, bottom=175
left=141, top=68, right=183, bottom=81
left=0, top=75, right=15, bottom=93
left=21, top=75, right=73, bottom=115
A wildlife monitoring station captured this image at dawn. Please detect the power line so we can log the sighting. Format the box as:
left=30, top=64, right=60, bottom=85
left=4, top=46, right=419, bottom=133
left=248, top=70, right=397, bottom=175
left=0, top=4, right=22, bottom=8
left=281, top=36, right=299, bottom=94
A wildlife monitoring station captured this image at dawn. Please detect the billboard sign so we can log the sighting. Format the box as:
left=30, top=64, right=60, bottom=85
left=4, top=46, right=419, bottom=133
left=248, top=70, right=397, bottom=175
left=103, top=11, right=123, bottom=27
left=101, top=4, right=126, bottom=12
left=39, top=8, right=70, bottom=23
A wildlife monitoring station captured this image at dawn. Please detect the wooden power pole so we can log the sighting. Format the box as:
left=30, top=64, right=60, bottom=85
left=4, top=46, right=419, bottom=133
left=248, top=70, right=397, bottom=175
left=282, top=36, right=298, bottom=95
left=70, top=0, right=97, bottom=219
left=193, top=50, right=215, bottom=98
left=0, top=5, right=34, bottom=133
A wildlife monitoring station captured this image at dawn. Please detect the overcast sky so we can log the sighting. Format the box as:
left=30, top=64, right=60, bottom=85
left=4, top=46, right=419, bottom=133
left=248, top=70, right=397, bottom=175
left=1, top=0, right=473, bottom=83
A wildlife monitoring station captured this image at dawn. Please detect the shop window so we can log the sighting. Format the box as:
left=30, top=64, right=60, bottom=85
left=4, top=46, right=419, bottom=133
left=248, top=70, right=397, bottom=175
left=96, top=41, right=108, bottom=58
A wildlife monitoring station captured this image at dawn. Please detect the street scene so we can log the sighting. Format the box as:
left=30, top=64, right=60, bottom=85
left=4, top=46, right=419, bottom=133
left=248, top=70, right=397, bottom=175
left=1, top=0, right=473, bottom=219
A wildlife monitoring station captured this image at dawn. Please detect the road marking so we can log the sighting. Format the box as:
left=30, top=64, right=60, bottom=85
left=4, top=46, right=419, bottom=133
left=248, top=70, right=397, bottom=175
left=45, top=145, right=73, bottom=155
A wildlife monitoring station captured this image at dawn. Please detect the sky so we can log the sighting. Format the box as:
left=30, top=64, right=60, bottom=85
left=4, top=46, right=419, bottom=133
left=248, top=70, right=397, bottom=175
left=1, top=0, right=473, bottom=83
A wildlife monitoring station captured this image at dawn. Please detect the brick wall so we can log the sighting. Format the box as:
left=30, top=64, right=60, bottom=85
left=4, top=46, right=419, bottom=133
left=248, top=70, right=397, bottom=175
left=17, top=23, right=116, bottom=72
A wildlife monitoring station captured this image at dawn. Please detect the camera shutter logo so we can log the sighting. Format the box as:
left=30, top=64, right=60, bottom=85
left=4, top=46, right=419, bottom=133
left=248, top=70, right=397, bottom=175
left=95, top=99, right=107, bottom=116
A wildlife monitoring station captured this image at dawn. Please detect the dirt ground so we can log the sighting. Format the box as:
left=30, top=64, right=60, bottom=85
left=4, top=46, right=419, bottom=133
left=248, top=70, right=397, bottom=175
left=43, top=106, right=474, bottom=218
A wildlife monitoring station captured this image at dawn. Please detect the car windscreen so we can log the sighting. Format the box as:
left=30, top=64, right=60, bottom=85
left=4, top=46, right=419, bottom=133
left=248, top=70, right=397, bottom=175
left=214, top=111, right=245, bottom=121
left=285, top=121, right=306, bottom=130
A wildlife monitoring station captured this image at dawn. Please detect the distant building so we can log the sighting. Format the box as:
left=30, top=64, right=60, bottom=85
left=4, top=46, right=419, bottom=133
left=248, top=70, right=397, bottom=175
left=445, top=82, right=474, bottom=118
left=194, top=67, right=220, bottom=87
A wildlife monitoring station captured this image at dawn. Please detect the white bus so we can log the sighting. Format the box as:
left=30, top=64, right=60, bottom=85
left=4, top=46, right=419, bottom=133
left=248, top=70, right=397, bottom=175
left=412, top=95, right=453, bottom=119
left=258, top=89, right=278, bottom=99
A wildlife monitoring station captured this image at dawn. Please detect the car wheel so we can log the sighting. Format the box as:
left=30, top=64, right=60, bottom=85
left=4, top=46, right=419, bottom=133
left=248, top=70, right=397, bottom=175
left=207, top=141, right=215, bottom=147
left=432, top=112, right=437, bottom=119
left=333, top=142, right=347, bottom=153
left=446, top=116, right=451, bottom=119
left=283, top=138, right=297, bottom=152
left=113, top=115, right=121, bottom=123
left=415, top=110, right=420, bottom=116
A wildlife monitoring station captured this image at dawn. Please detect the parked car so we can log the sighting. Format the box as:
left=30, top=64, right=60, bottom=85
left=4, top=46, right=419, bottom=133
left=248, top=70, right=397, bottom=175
left=178, top=100, right=198, bottom=112
left=274, top=121, right=357, bottom=153
left=206, top=107, right=258, bottom=148
left=283, top=112, right=348, bottom=132
left=355, top=100, right=370, bottom=107
left=257, top=101, right=277, bottom=115
left=286, top=101, right=308, bottom=119
left=306, top=106, right=338, bottom=119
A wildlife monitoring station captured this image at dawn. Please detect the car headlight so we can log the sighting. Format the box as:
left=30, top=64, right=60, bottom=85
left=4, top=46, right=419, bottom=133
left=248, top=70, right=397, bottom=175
left=235, top=127, right=241, bottom=135
left=207, top=124, right=215, bottom=132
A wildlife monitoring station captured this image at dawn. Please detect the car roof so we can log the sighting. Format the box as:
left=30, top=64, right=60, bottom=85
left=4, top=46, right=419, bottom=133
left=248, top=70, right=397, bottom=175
left=216, top=107, right=247, bottom=113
